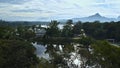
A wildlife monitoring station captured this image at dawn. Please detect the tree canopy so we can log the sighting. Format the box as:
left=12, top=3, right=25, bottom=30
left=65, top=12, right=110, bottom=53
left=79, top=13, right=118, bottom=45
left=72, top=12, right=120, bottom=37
left=0, top=40, right=39, bottom=68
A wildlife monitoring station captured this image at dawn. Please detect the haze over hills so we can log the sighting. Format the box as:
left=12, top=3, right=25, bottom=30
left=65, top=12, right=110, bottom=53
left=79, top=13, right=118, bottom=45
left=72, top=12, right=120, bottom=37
left=60, top=13, right=120, bottom=22
left=118, top=16, right=120, bottom=20
left=1, top=13, right=120, bottom=23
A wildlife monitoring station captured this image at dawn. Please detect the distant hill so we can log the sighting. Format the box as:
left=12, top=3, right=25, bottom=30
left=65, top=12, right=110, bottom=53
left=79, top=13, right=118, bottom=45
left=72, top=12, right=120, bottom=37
left=117, top=16, right=120, bottom=21
left=1, top=13, right=120, bottom=23
left=59, top=13, right=119, bottom=22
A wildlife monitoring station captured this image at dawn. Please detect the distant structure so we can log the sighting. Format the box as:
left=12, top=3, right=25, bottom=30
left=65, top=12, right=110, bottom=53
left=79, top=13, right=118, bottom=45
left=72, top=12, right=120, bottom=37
left=41, top=25, right=48, bottom=28
left=34, top=25, right=46, bottom=37
left=35, top=29, right=46, bottom=37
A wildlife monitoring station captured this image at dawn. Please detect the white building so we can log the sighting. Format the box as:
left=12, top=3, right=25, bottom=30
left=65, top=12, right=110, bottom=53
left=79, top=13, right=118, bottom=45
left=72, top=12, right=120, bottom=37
left=35, top=29, right=46, bottom=37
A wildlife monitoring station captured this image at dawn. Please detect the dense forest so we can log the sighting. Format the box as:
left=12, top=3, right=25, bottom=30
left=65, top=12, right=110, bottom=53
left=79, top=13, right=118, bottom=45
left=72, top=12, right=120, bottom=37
left=1, top=20, right=120, bottom=42
left=0, top=20, right=120, bottom=68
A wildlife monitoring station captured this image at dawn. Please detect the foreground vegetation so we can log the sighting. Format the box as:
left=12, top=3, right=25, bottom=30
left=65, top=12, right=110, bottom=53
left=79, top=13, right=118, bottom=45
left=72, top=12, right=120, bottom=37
left=0, top=40, right=39, bottom=68
left=0, top=20, right=120, bottom=68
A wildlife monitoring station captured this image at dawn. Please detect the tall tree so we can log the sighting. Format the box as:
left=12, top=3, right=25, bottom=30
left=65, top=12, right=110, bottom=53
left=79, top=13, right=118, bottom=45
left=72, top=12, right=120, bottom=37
left=46, top=20, right=60, bottom=37
left=61, top=20, right=74, bottom=37
left=73, top=21, right=82, bottom=34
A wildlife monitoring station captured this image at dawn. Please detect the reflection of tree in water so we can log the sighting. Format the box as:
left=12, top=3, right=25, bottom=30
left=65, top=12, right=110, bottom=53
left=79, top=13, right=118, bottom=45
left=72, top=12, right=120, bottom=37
left=35, top=36, right=94, bottom=68
left=44, top=43, right=77, bottom=68
left=37, top=36, right=120, bottom=68
left=40, top=41, right=94, bottom=68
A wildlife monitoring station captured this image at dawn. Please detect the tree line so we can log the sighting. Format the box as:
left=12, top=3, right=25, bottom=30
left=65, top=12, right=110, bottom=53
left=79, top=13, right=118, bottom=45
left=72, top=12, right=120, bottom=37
left=45, top=20, right=120, bottom=43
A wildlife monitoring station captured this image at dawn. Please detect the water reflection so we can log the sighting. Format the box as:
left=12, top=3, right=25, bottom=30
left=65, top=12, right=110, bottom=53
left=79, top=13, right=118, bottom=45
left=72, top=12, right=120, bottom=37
left=33, top=42, right=82, bottom=68
left=32, top=42, right=50, bottom=59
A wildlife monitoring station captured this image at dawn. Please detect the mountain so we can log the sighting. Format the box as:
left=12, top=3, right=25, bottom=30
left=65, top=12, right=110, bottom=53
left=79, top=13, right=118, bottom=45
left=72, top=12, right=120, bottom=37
left=72, top=13, right=117, bottom=22
left=117, top=16, right=120, bottom=20
left=59, top=13, right=118, bottom=22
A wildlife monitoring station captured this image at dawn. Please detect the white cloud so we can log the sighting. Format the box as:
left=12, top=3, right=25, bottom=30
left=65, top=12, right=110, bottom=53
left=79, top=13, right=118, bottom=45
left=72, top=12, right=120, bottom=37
left=0, top=0, right=120, bottom=21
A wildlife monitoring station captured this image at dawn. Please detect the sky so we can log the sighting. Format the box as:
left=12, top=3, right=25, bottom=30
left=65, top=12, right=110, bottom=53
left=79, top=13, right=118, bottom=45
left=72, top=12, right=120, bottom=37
left=0, top=0, right=120, bottom=21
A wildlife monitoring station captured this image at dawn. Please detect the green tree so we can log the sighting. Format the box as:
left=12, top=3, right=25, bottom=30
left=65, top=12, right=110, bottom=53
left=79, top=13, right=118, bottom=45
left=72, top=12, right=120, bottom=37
left=16, top=26, right=35, bottom=41
left=92, top=41, right=120, bottom=68
left=46, top=20, right=60, bottom=37
left=61, top=20, right=73, bottom=37
left=0, top=40, right=39, bottom=68
left=73, top=21, right=82, bottom=34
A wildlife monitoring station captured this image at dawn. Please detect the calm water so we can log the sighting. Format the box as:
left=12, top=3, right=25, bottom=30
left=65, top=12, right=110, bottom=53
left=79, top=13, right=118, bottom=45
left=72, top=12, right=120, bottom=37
left=32, top=42, right=82, bottom=68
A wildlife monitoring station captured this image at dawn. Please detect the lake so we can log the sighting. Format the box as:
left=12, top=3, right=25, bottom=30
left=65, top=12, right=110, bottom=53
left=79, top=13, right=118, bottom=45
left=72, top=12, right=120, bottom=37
left=32, top=42, right=82, bottom=68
